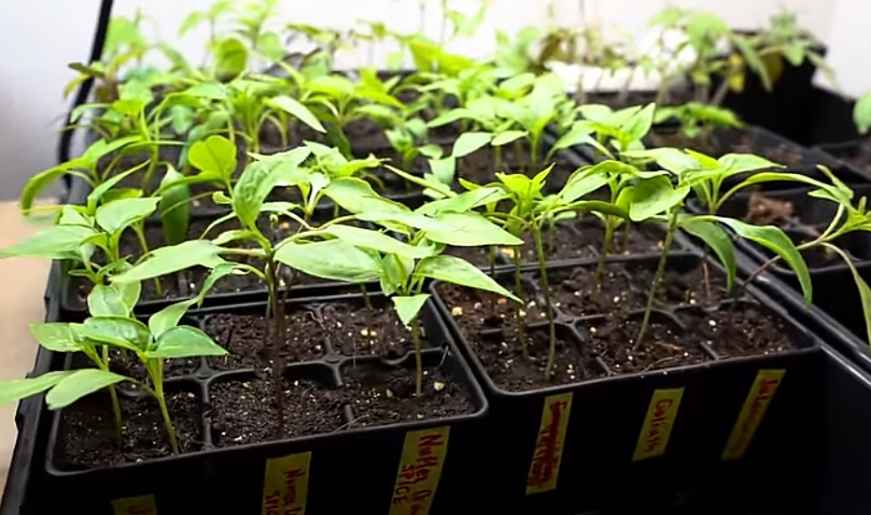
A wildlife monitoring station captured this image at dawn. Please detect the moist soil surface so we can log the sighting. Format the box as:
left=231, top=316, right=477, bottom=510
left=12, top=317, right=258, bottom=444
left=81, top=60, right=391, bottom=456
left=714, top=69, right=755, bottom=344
left=56, top=389, right=202, bottom=468
left=319, top=301, right=424, bottom=359
left=209, top=377, right=346, bottom=447
left=436, top=259, right=788, bottom=392
left=340, top=364, right=476, bottom=427
left=458, top=144, right=581, bottom=188
left=204, top=311, right=327, bottom=370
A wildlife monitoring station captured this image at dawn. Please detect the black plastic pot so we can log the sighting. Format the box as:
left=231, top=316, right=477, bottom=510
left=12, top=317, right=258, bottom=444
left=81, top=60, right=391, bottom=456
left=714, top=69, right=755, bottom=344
left=696, top=186, right=871, bottom=351
left=717, top=39, right=827, bottom=145
left=817, top=138, right=871, bottom=181
left=805, top=86, right=859, bottom=145
left=430, top=253, right=821, bottom=513
left=8, top=291, right=488, bottom=514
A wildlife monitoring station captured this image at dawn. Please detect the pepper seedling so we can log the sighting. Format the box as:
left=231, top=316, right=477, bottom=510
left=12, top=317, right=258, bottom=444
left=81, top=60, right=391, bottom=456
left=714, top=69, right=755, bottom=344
left=0, top=268, right=230, bottom=454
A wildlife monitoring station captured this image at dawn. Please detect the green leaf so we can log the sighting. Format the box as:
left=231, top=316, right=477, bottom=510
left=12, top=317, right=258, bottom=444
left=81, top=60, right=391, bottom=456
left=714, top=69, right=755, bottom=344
left=623, top=148, right=701, bottom=175
left=148, top=326, right=227, bottom=359
left=717, top=217, right=812, bottom=303
left=20, top=163, right=79, bottom=216
left=415, top=187, right=506, bottom=216
left=29, top=323, right=79, bottom=352
left=491, top=130, right=527, bottom=146
left=323, top=178, right=408, bottom=215
left=0, top=225, right=97, bottom=260
left=854, top=93, right=871, bottom=135
left=416, top=255, right=520, bottom=302
left=112, top=240, right=226, bottom=283
left=392, top=294, right=431, bottom=327
left=427, top=212, right=523, bottom=247
left=625, top=177, right=689, bottom=222
left=718, top=153, right=781, bottom=175
left=95, top=198, right=159, bottom=235
left=275, top=239, right=381, bottom=283
left=822, top=243, right=871, bottom=346
left=46, top=369, right=128, bottom=410
left=324, top=225, right=435, bottom=259
left=78, top=317, right=151, bottom=352
left=214, top=37, right=248, bottom=81
left=266, top=95, right=326, bottom=133
left=148, top=263, right=236, bottom=338
left=88, top=284, right=132, bottom=317
left=451, top=132, right=493, bottom=158
left=679, top=217, right=736, bottom=292
left=0, top=371, right=73, bottom=406
left=189, top=135, right=237, bottom=183
left=159, top=165, right=191, bottom=245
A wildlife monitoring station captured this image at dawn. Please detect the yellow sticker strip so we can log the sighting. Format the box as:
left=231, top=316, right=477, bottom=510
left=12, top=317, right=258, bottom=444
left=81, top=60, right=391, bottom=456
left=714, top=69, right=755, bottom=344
left=722, top=369, right=786, bottom=461
left=526, top=392, right=573, bottom=495
left=633, top=387, right=684, bottom=461
left=389, top=426, right=450, bottom=515
left=262, top=452, right=312, bottom=515
left=112, top=494, right=157, bottom=515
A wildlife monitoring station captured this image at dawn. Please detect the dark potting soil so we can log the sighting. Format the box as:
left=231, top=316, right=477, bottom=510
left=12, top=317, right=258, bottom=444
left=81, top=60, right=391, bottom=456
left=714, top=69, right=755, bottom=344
left=443, top=244, right=495, bottom=267
left=319, top=301, right=424, bottom=359
left=514, top=221, right=665, bottom=264
left=209, top=377, right=346, bottom=447
left=435, top=282, right=545, bottom=334
left=56, top=389, right=202, bottom=468
left=582, top=315, right=712, bottom=375
left=69, top=351, right=200, bottom=383
left=472, top=326, right=602, bottom=391
left=679, top=303, right=793, bottom=359
left=340, top=364, right=476, bottom=426
left=204, top=311, right=327, bottom=371
left=743, top=191, right=798, bottom=227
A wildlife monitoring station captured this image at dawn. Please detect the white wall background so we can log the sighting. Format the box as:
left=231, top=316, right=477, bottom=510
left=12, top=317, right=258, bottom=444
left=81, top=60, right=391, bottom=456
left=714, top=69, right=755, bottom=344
left=0, top=0, right=868, bottom=199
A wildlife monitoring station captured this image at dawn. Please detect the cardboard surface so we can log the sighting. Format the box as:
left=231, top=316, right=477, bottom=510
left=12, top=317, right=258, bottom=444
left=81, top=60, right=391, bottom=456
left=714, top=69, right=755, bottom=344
left=0, top=201, right=52, bottom=494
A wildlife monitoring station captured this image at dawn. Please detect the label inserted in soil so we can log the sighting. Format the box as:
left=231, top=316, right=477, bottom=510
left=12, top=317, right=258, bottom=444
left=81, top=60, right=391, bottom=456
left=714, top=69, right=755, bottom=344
left=633, top=388, right=684, bottom=461
left=262, top=452, right=312, bottom=515
left=526, top=392, right=574, bottom=495
left=722, top=369, right=786, bottom=461
left=389, top=426, right=450, bottom=515
left=112, top=494, right=157, bottom=515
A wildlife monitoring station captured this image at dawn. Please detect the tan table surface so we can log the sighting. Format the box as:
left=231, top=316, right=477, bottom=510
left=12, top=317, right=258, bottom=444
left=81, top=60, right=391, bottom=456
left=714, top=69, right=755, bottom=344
left=0, top=201, right=52, bottom=496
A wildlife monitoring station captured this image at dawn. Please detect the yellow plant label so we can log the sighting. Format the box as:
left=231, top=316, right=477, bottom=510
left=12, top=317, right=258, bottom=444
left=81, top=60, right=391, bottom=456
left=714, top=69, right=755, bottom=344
left=262, top=452, right=312, bottom=515
left=112, top=494, right=157, bottom=515
left=389, top=426, right=450, bottom=515
left=526, top=392, right=573, bottom=495
left=633, top=388, right=684, bottom=461
left=722, top=369, right=786, bottom=461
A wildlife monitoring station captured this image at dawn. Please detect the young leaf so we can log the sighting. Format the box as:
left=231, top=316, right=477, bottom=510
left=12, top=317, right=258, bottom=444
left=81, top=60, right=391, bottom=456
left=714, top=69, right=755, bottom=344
left=148, top=263, right=236, bottom=338
left=393, top=294, right=431, bottom=327
left=0, top=225, right=97, bottom=260
left=266, top=95, right=326, bottom=133
left=275, top=239, right=380, bottom=283
left=491, top=130, right=527, bottom=146
left=717, top=217, right=812, bottom=302
left=88, top=284, right=132, bottom=317
left=679, top=217, right=736, bottom=292
left=214, top=37, right=248, bottom=80
left=451, top=132, right=493, bottom=158
left=189, top=135, right=237, bottom=182
left=323, top=178, right=408, bottom=214
left=29, top=323, right=79, bottom=352
left=159, top=165, right=191, bottom=246
left=45, top=369, right=128, bottom=410
left=416, top=255, right=520, bottom=302
left=112, top=240, right=227, bottom=283
left=78, top=317, right=151, bottom=352
left=625, top=177, right=689, bottom=222
left=95, top=198, right=159, bottom=235
left=854, top=92, right=871, bottom=135
left=148, top=326, right=227, bottom=359
left=0, top=371, right=73, bottom=406
left=425, top=212, right=523, bottom=247
left=324, top=225, right=435, bottom=259
left=822, top=243, right=871, bottom=345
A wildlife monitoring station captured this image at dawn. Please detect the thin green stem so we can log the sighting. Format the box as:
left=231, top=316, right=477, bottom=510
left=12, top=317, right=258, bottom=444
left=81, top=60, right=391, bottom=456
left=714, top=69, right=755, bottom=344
left=101, top=346, right=123, bottom=442
left=412, top=317, right=423, bottom=397
left=512, top=245, right=529, bottom=359
left=634, top=208, right=679, bottom=351
left=153, top=378, right=179, bottom=455
left=594, top=218, right=615, bottom=289
left=532, top=224, right=557, bottom=380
